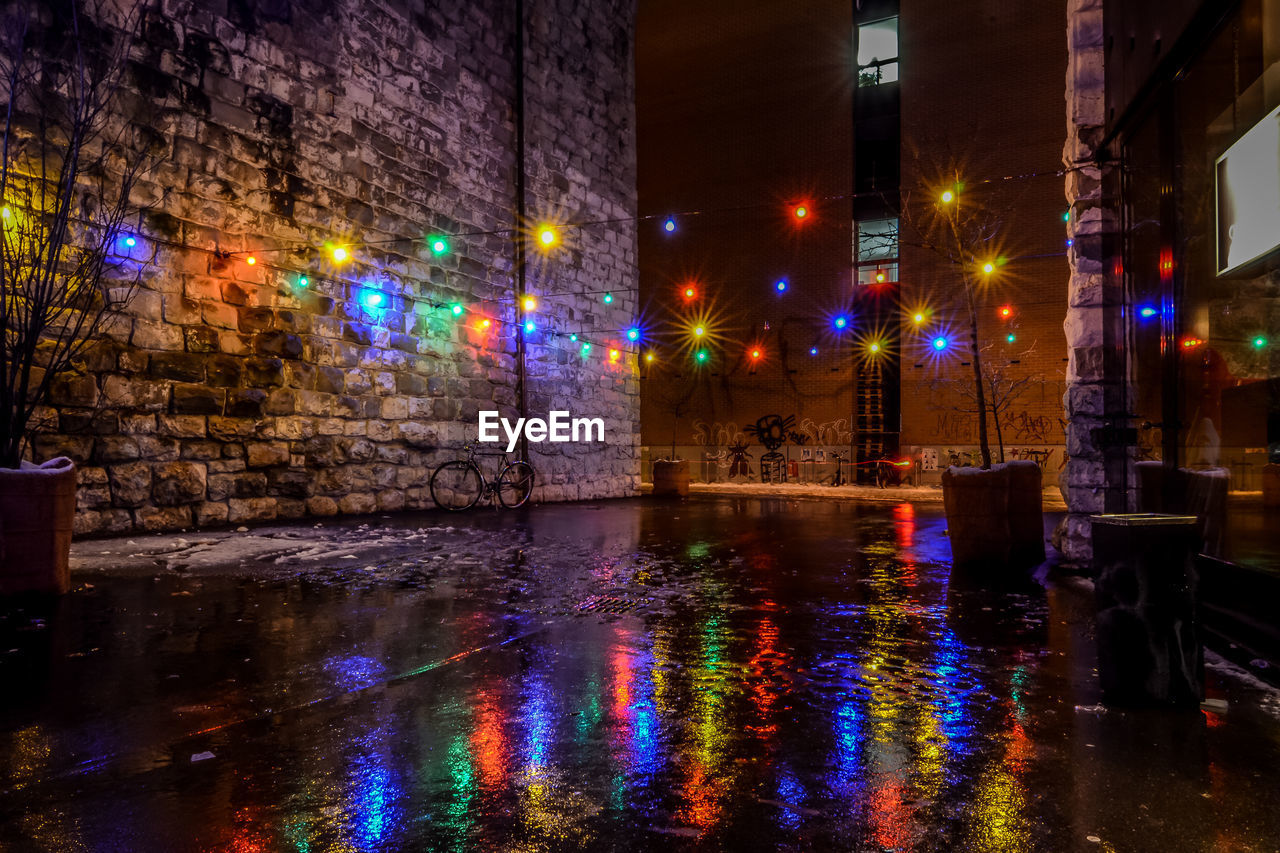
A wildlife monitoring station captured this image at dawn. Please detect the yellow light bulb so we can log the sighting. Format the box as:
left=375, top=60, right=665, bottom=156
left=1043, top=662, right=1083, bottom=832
left=522, top=295, right=537, bottom=312
left=332, top=247, right=348, bottom=262
left=982, top=262, right=995, bottom=274
left=941, top=190, right=955, bottom=203
left=246, top=256, right=256, bottom=265
left=913, top=313, right=924, bottom=324
left=694, top=326, right=705, bottom=337
left=538, top=226, right=556, bottom=246
left=645, top=353, right=654, bottom=362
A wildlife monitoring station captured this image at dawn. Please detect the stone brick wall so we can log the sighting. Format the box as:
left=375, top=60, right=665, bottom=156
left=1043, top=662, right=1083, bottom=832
left=1061, top=0, right=1124, bottom=561
left=27, top=0, right=639, bottom=535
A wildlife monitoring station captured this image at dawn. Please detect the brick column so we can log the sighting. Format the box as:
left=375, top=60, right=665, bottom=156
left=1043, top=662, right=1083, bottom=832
left=1061, top=0, right=1125, bottom=562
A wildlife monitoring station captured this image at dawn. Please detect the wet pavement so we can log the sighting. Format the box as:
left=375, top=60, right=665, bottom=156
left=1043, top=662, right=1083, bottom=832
left=2, top=496, right=1280, bottom=852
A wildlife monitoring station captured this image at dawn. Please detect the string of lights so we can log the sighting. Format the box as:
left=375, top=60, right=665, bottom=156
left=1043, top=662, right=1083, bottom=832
left=10, top=167, right=1268, bottom=375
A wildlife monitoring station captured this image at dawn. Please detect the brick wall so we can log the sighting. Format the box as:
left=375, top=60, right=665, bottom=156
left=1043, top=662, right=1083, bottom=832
left=635, top=0, right=856, bottom=456
left=636, top=0, right=1069, bottom=474
left=26, top=0, right=639, bottom=535
left=899, top=0, right=1070, bottom=471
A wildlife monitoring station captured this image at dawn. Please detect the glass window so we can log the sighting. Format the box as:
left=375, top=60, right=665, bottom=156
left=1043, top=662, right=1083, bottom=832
left=857, top=18, right=898, bottom=86
left=854, top=218, right=898, bottom=286
left=856, top=217, right=898, bottom=261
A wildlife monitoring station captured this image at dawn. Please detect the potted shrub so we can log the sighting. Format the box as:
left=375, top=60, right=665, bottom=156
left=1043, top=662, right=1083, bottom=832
left=905, top=174, right=1045, bottom=571
left=0, top=1, right=150, bottom=593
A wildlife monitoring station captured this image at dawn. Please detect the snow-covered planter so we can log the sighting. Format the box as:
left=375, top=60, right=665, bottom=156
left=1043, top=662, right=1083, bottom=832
left=651, top=458, right=690, bottom=497
left=943, top=460, right=1043, bottom=571
left=0, top=457, right=76, bottom=595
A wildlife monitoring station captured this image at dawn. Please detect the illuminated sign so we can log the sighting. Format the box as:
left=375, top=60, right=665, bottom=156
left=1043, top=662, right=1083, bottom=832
left=1216, top=104, right=1280, bottom=275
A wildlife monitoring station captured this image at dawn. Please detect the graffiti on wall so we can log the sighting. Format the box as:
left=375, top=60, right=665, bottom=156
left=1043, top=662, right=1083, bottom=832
left=794, top=417, right=853, bottom=446
left=1001, top=411, right=1064, bottom=443
left=691, top=421, right=747, bottom=447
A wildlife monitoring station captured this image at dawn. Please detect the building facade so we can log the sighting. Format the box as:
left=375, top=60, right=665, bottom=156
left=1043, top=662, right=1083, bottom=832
left=637, top=0, right=1068, bottom=486
left=20, top=0, right=640, bottom=534
left=1063, top=0, right=1279, bottom=652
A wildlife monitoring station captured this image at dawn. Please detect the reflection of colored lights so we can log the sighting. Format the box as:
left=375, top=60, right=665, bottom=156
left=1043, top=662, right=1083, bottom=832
left=471, top=690, right=506, bottom=789
left=932, top=336, right=949, bottom=350
left=522, top=295, right=537, bottom=312
left=1138, top=305, right=1158, bottom=318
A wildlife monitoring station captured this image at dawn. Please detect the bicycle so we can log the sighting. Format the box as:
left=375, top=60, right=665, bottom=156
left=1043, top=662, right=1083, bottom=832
left=430, top=444, right=536, bottom=511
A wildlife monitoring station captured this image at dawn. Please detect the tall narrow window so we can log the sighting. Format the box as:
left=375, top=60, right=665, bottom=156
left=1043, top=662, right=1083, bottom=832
left=854, top=217, right=898, bottom=284
left=857, top=18, right=899, bottom=86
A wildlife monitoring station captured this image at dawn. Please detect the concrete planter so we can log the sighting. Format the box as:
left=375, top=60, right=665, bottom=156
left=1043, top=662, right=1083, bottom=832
left=0, top=457, right=76, bottom=595
left=942, top=460, right=1044, bottom=572
left=651, top=458, right=690, bottom=497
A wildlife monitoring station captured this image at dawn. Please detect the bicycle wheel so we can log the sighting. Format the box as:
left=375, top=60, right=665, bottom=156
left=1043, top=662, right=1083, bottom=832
left=497, top=461, right=535, bottom=508
left=430, top=461, right=483, bottom=511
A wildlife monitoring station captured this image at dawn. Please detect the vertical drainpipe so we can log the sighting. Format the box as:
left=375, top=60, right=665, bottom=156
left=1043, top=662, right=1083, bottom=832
left=514, top=0, right=530, bottom=463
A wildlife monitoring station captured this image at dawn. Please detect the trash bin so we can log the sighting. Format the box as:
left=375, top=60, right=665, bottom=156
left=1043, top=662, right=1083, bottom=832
left=1091, top=513, right=1202, bottom=707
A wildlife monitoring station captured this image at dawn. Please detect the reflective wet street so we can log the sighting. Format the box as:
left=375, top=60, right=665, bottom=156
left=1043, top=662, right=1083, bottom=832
left=3, top=497, right=1280, bottom=851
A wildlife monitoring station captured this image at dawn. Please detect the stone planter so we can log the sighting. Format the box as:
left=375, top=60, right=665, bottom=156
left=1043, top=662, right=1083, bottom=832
left=1265, top=463, right=1280, bottom=507
left=0, top=457, right=77, bottom=595
left=651, top=458, right=690, bottom=497
left=1006, top=459, right=1046, bottom=567
left=942, top=460, right=1044, bottom=572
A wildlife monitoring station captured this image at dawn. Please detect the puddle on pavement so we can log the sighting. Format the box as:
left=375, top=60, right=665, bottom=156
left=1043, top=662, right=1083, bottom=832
left=2, top=496, right=1279, bottom=851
